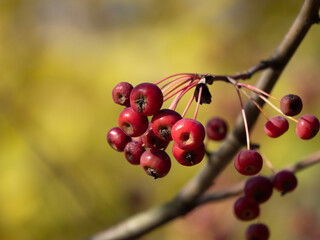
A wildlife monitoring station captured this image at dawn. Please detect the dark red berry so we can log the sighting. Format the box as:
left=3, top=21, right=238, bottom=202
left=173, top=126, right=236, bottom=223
left=141, top=124, right=169, bottom=149
left=171, top=118, right=205, bottom=150
left=264, top=116, right=289, bottom=138
left=140, top=149, right=171, bottom=179
left=130, top=83, right=163, bottom=116
left=273, top=170, right=298, bottom=195
left=118, top=107, right=149, bottom=137
left=172, top=142, right=205, bottom=166
left=245, top=223, right=270, bottom=240
left=112, top=82, right=133, bottom=107
left=151, top=109, right=182, bottom=141
left=124, top=141, right=145, bottom=165
left=234, top=150, right=263, bottom=176
left=296, top=114, right=319, bottom=140
left=280, top=94, right=303, bottom=116
left=244, top=176, right=273, bottom=204
left=107, top=127, right=131, bottom=152
left=234, top=197, right=260, bottom=221
left=206, top=117, right=228, bottom=141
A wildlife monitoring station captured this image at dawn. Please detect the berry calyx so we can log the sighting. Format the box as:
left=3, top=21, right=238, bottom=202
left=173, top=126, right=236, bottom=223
left=296, top=114, right=320, bottom=140
left=280, top=94, right=303, bottom=116
left=234, top=150, right=263, bottom=176
left=245, top=223, right=270, bottom=240
left=130, top=83, right=163, bottom=116
left=244, top=176, right=273, bottom=204
left=206, top=117, right=228, bottom=141
left=118, top=107, right=149, bottom=137
left=234, top=197, right=260, bottom=221
left=140, top=149, right=171, bottom=179
left=172, top=142, right=205, bottom=166
left=107, top=127, right=131, bottom=152
left=112, top=82, right=133, bottom=107
left=273, top=170, right=298, bottom=195
left=171, top=118, right=205, bottom=150
left=141, top=124, right=169, bottom=149
left=124, top=141, right=145, bottom=165
left=264, top=116, right=289, bottom=138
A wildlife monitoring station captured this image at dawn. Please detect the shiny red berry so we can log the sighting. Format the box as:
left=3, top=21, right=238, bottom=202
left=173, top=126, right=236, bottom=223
left=206, top=117, right=228, bottom=141
left=140, top=149, right=171, bottom=179
left=296, top=114, right=319, bottom=140
left=264, top=116, right=289, bottom=138
left=234, top=197, right=260, bottom=221
left=141, top=124, right=169, bottom=149
left=130, top=83, right=163, bottom=116
left=107, top=127, right=131, bottom=152
left=172, top=142, right=205, bottom=166
left=245, top=223, right=270, bottom=240
left=112, top=82, right=133, bottom=107
left=124, top=141, right=145, bottom=165
left=118, top=107, right=149, bottom=137
left=273, top=170, right=298, bottom=195
left=234, top=150, right=263, bottom=176
left=280, top=94, right=303, bottom=116
left=244, top=176, right=273, bottom=204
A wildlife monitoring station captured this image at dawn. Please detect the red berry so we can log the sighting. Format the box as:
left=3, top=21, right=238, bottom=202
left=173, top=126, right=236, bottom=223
left=118, top=107, right=149, bottom=137
left=151, top=109, right=182, bottom=141
left=245, top=223, right=270, bottom=240
left=206, top=117, right=228, bottom=141
left=172, top=142, right=205, bottom=166
left=280, top=94, right=303, bottom=116
left=140, top=149, right=171, bottom=179
left=234, top=197, right=260, bottom=221
left=244, top=176, right=273, bottom=204
left=296, top=114, right=319, bottom=140
left=124, top=141, right=145, bottom=165
left=107, top=127, right=131, bottom=152
left=112, top=82, right=133, bottom=107
left=264, top=116, right=289, bottom=138
left=273, top=170, right=298, bottom=195
left=234, top=150, right=263, bottom=176
left=130, top=83, right=163, bottom=116
left=171, top=118, right=205, bottom=150
left=141, top=124, right=169, bottom=149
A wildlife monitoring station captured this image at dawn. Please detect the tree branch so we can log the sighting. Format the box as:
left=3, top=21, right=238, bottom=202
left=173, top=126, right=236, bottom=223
left=86, top=1, right=320, bottom=239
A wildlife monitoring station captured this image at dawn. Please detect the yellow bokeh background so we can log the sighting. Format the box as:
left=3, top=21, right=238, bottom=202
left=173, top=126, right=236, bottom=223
left=0, top=1, right=320, bottom=239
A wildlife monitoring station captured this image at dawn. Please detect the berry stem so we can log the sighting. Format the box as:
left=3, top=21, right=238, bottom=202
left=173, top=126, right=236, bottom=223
left=193, top=85, right=203, bottom=120
left=168, top=82, right=198, bottom=110
left=261, top=154, right=276, bottom=174
left=182, top=94, right=195, bottom=118
left=238, top=83, right=280, bottom=101
left=155, top=73, right=195, bottom=85
left=240, top=89, right=269, bottom=120
left=162, top=77, right=194, bottom=97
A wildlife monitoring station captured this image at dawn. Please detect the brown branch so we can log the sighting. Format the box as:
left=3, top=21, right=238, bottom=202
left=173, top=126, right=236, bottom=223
left=86, top=1, right=320, bottom=239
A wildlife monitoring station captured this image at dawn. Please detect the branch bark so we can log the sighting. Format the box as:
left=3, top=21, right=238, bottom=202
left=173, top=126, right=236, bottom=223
left=86, top=1, right=320, bottom=239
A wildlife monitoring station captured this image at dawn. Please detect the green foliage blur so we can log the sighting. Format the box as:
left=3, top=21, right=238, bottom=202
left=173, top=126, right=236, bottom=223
left=0, top=0, right=320, bottom=239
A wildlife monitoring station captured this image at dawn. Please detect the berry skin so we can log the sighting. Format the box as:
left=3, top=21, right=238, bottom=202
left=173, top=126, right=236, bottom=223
left=234, top=197, right=260, bottom=221
left=172, top=142, right=205, bottom=166
left=107, top=127, right=131, bottom=152
left=140, top=149, right=171, bottom=179
left=264, top=116, right=289, bottom=138
left=245, top=223, right=270, bottom=240
left=206, top=117, right=228, bottom=141
left=171, top=118, right=205, bottom=150
left=141, top=124, right=169, bottom=149
left=130, top=83, right=163, bottom=116
left=296, top=114, right=320, bottom=140
left=118, top=107, right=149, bottom=137
left=124, top=141, right=145, bottom=165
left=244, top=176, right=273, bottom=204
left=151, top=109, right=182, bottom=141
left=273, top=170, right=298, bottom=195
left=112, top=82, right=133, bottom=107
left=234, top=150, right=263, bottom=176
left=280, top=94, right=303, bottom=116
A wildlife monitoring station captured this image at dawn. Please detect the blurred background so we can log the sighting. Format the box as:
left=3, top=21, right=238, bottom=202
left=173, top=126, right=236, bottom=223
left=0, top=0, right=320, bottom=239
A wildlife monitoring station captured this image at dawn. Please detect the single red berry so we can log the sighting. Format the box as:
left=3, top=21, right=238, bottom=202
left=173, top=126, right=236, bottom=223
left=234, top=150, right=263, bottom=176
left=206, top=117, right=228, bottom=141
left=234, top=197, right=260, bottom=221
left=172, top=142, right=205, bottom=166
left=107, top=127, right=131, bottom=152
left=141, top=124, right=169, bottom=149
left=124, top=141, right=145, bottom=165
left=112, top=82, right=133, bottom=107
left=244, top=176, right=273, bottom=204
left=171, top=118, right=205, bottom=150
left=140, top=149, right=171, bottom=179
left=130, top=83, right=163, bottom=116
left=296, top=114, right=319, bottom=140
left=151, top=109, right=182, bottom=141
left=264, top=116, right=289, bottom=138
left=273, top=170, right=298, bottom=195
left=118, top=107, right=149, bottom=137
left=280, top=94, right=303, bottom=116
left=245, top=223, right=270, bottom=240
